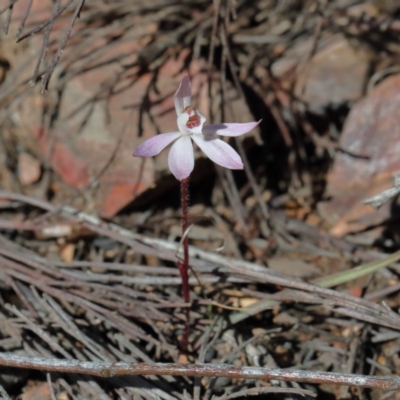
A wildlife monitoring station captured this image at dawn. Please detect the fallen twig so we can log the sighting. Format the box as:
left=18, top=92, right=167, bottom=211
left=1, top=353, right=400, bottom=391
left=362, top=175, right=400, bottom=209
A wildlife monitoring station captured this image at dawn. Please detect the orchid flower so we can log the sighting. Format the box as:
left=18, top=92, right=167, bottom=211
left=133, top=76, right=261, bottom=181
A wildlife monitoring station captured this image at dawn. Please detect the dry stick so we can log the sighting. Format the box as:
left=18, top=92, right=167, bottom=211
left=42, top=0, right=86, bottom=91
left=16, top=0, right=33, bottom=37
left=213, top=387, right=316, bottom=399
left=3, top=2, right=14, bottom=35
left=0, top=0, right=18, bottom=17
left=47, top=373, right=57, bottom=400
left=0, top=254, right=170, bottom=350
left=193, top=319, right=223, bottom=400
left=1, top=353, right=400, bottom=390
left=178, top=177, right=190, bottom=352
left=31, top=0, right=62, bottom=84
left=219, top=22, right=270, bottom=230
left=1, top=191, right=399, bottom=330
left=216, top=166, right=247, bottom=230
left=203, top=329, right=280, bottom=400
left=16, top=0, right=74, bottom=41
left=207, top=0, right=221, bottom=123
left=0, top=383, right=12, bottom=400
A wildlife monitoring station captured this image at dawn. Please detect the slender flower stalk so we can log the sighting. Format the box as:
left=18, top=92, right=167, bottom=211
left=133, top=76, right=261, bottom=351
left=178, top=177, right=190, bottom=304
left=178, top=177, right=190, bottom=351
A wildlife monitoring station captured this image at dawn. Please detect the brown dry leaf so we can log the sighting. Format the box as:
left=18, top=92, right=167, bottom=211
left=347, top=286, right=363, bottom=298
left=21, top=382, right=52, bottom=400
left=239, top=298, right=258, bottom=308
left=60, top=243, right=75, bottom=263
left=144, top=254, right=160, bottom=267
left=178, top=353, right=189, bottom=364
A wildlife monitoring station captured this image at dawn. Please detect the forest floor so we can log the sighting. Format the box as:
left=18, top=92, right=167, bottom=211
left=1, top=1, right=400, bottom=399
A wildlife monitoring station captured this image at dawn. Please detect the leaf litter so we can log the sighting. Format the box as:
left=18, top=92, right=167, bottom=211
left=1, top=0, right=400, bottom=399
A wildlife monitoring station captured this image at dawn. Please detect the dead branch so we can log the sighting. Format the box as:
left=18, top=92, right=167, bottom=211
left=0, top=353, right=399, bottom=391
left=363, top=175, right=400, bottom=209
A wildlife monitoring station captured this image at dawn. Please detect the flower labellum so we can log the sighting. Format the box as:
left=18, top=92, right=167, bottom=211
left=133, top=76, right=261, bottom=181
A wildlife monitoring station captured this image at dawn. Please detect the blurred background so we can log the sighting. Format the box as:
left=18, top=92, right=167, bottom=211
left=2, top=0, right=400, bottom=240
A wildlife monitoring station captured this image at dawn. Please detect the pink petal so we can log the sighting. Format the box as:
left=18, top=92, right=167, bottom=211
left=133, top=132, right=181, bottom=157
left=191, top=135, right=243, bottom=170
left=203, top=120, right=261, bottom=137
left=174, top=76, right=191, bottom=116
left=168, top=135, right=194, bottom=180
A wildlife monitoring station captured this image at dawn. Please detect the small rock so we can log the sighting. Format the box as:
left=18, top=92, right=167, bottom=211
left=294, top=35, right=372, bottom=112
left=319, top=74, right=400, bottom=236
left=272, top=35, right=372, bottom=113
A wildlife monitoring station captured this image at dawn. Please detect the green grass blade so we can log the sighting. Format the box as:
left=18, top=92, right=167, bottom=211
left=312, top=250, right=400, bottom=288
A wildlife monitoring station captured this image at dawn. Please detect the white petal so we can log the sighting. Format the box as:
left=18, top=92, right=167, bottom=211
left=177, top=113, right=190, bottom=134
left=174, top=76, right=191, bottom=116
left=203, top=120, right=261, bottom=137
left=192, top=135, right=243, bottom=170
left=133, top=132, right=181, bottom=157
left=168, top=135, right=194, bottom=180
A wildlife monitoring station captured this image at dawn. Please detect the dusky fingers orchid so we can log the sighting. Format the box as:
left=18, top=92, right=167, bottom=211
left=133, top=76, right=261, bottom=180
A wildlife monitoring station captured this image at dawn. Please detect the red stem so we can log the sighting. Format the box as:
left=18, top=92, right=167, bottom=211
left=178, top=177, right=190, bottom=352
